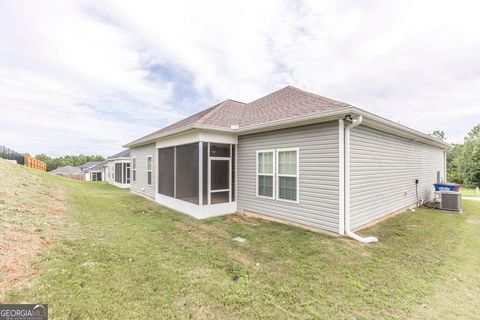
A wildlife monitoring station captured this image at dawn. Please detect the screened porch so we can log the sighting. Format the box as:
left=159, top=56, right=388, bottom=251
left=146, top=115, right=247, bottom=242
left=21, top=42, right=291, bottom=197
left=156, top=141, right=236, bottom=218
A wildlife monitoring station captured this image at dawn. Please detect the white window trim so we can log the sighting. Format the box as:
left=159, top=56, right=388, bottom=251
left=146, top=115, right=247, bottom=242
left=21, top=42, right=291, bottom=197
left=132, top=157, right=136, bottom=182
left=256, top=149, right=275, bottom=199
left=146, top=155, right=153, bottom=186
left=276, top=148, right=300, bottom=204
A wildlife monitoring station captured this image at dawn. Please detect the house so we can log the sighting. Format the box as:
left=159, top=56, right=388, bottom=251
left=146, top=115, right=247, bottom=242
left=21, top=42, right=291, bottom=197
left=85, top=162, right=105, bottom=181
left=104, top=149, right=131, bottom=188
left=124, top=86, right=449, bottom=242
left=81, top=161, right=104, bottom=181
left=79, top=161, right=102, bottom=171
left=49, top=165, right=85, bottom=180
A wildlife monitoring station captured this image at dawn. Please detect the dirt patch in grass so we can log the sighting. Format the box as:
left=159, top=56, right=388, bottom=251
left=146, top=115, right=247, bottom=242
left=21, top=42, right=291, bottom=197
left=225, top=213, right=262, bottom=226
left=0, top=228, right=49, bottom=297
left=467, top=219, right=480, bottom=225
left=174, top=219, right=229, bottom=241
left=0, top=160, right=66, bottom=301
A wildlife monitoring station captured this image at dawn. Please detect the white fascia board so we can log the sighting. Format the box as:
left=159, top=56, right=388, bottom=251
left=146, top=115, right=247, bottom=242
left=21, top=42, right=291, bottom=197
left=198, top=131, right=237, bottom=144
left=123, top=124, right=197, bottom=148
left=128, top=126, right=238, bottom=149
left=155, top=130, right=200, bottom=149
left=155, top=130, right=237, bottom=149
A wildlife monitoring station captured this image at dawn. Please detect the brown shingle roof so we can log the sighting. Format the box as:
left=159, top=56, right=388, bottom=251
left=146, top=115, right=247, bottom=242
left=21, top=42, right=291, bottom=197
left=126, top=100, right=246, bottom=146
left=107, top=149, right=131, bottom=159
left=125, top=86, right=350, bottom=147
left=238, top=86, right=350, bottom=127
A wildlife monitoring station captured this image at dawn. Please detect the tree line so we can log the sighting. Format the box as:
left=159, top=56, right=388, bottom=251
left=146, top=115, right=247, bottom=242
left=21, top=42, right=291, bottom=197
left=434, top=124, right=480, bottom=188
left=35, top=154, right=105, bottom=171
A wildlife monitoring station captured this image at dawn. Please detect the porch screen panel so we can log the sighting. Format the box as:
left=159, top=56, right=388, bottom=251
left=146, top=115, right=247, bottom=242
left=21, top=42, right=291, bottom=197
left=115, top=163, right=122, bottom=183
left=210, top=143, right=230, bottom=157
left=158, top=147, right=174, bottom=197
left=175, top=143, right=199, bottom=204
left=211, top=160, right=229, bottom=190
left=211, top=191, right=229, bottom=204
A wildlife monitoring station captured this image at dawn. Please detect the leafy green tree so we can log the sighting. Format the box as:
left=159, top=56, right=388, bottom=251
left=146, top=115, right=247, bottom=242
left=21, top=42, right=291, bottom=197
left=460, top=124, right=480, bottom=188
left=431, top=130, right=446, bottom=141
left=34, top=154, right=105, bottom=171
left=447, top=144, right=463, bottom=183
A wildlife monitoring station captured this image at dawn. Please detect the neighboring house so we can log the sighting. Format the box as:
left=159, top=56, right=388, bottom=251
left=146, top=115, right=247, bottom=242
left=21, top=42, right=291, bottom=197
left=124, top=86, right=449, bottom=241
left=49, top=165, right=85, bottom=180
left=79, top=161, right=102, bottom=171
left=80, top=161, right=103, bottom=181
left=104, top=149, right=131, bottom=188
left=85, top=162, right=105, bottom=182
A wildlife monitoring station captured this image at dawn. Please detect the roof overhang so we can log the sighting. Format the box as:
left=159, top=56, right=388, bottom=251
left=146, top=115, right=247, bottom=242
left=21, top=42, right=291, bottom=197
left=353, top=108, right=450, bottom=149
left=106, top=157, right=130, bottom=161
left=125, top=106, right=449, bottom=150
left=234, top=107, right=449, bottom=149
left=124, top=124, right=237, bottom=148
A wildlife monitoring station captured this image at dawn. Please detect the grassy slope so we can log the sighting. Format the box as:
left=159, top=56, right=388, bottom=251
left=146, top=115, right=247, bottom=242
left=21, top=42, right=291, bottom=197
left=2, top=160, right=480, bottom=319
left=0, top=160, right=67, bottom=297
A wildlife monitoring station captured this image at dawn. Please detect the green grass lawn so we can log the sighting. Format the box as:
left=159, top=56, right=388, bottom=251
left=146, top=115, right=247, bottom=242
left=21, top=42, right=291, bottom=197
left=462, top=188, right=480, bottom=197
left=1, top=160, right=480, bottom=319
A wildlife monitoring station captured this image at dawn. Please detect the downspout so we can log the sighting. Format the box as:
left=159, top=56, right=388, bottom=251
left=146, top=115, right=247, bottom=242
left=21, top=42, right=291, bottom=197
left=344, top=115, right=378, bottom=243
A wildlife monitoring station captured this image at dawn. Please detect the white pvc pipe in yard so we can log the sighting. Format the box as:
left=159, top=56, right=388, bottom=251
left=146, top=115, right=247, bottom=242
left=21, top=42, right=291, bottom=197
left=344, top=115, right=378, bottom=243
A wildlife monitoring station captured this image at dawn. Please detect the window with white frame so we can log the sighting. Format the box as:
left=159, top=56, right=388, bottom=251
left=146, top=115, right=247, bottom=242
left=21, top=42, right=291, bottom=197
left=256, top=150, right=274, bottom=198
left=132, top=158, right=136, bottom=182
left=147, top=156, right=152, bottom=185
left=277, top=149, right=298, bottom=202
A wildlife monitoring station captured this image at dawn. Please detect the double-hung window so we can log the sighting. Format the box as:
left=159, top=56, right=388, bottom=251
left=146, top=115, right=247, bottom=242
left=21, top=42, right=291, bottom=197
left=277, top=149, right=299, bottom=202
left=256, top=150, right=274, bottom=198
left=146, top=156, right=152, bottom=186
left=256, top=148, right=299, bottom=202
left=132, top=158, right=136, bottom=182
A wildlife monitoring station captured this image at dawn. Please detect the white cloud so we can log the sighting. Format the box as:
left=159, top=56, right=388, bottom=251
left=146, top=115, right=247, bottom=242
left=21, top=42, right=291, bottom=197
left=1, top=0, right=479, bottom=157
left=0, top=0, right=179, bottom=156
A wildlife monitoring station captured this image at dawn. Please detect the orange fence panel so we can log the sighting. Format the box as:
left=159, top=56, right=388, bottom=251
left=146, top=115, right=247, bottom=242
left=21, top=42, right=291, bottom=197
left=24, top=155, right=47, bottom=172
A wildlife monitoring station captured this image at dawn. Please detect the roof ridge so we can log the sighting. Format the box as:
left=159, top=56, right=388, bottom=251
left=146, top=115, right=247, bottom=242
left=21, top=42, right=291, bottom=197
left=246, top=86, right=290, bottom=104
left=225, top=98, right=245, bottom=104
left=285, top=85, right=351, bottom=106
left=198, top=99, right=244, bottom=125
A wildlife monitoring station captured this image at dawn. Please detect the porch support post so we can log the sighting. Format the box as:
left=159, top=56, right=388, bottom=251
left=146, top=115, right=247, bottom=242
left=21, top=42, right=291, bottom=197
left=199, top=142, right=203, bottom=206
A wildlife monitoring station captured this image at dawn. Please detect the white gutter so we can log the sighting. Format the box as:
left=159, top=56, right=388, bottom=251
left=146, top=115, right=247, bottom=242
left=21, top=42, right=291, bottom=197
left=344, top=115, right=378, bottom=243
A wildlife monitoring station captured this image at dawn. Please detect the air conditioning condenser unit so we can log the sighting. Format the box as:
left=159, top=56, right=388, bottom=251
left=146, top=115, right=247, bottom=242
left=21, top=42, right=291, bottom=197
left=439, top=191, right=462, bottom=212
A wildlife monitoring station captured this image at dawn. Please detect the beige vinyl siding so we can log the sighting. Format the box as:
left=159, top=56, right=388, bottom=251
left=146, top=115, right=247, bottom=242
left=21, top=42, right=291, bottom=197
left=349, top=125, right=446, bottom=229
left=237, top=121, right=340, bottom=233
left=130, top=144, right=156, bottom=199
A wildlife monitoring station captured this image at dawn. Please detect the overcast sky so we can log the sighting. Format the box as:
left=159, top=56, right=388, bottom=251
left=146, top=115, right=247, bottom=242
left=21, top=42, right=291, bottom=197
left=1, top=0, right=479, bottom=157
